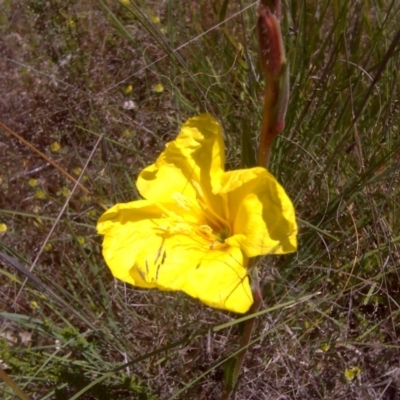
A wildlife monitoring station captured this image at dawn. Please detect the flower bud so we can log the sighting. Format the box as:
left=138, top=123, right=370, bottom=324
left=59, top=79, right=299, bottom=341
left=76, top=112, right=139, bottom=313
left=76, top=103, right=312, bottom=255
left=257, top=3, right=289, bottom=167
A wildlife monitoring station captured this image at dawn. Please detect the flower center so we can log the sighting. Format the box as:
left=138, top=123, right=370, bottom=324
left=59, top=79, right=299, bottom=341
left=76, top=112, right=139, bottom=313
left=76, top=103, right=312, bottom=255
left=198, top=225, right=230, bottom=250
left=171, top=191, right=231, bottom=249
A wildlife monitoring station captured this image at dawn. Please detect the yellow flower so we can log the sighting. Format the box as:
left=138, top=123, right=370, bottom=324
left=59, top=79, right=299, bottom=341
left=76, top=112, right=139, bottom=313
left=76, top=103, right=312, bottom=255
left=50, top=141, right=61, bottom=152
left=153, top=83, right=164, bottom=93
left=87, top=209, right=97, bottom=218
left=44, top=243, right=53, bottom=251
left=344, top=366, right=361, bottom=381
left=0, top=223, right=7, bottom=233
left=35, top=189, right=46, bottom=199
left=28, top=178, right=38, bottom=187
left=97, top=114, right=297, bottom=313
left=319, top=343, right=330, bottom=352
left=80, top=195, right=90, bottom=203
left=30, top=301, right=38, bottom=310
left=124, top=85, right=133, bottom=94
left=59, top=187, right=70, bottom=197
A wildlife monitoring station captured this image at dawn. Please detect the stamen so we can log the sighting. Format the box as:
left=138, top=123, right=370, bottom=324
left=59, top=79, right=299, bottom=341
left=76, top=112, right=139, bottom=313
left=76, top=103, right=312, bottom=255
left=191, top=180, right=230, bottom=233
left=172, top=192, right=192, bottom=210
left=172, top=192, right=203, bottom=220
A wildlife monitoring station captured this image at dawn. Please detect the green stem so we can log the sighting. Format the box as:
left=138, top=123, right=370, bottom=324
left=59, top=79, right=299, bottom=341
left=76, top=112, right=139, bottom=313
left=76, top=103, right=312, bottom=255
left=221, top=263, right=262, bottom=400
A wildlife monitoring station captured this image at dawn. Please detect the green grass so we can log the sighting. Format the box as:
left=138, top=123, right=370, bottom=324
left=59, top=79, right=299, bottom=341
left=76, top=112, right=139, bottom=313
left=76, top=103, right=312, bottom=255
left=1, top=0, right=400, bottom=399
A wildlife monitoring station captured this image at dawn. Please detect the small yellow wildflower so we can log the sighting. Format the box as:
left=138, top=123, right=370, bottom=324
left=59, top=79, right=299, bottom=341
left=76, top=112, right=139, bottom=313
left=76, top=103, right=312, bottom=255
left=30, top=301, right=38, bottom=310
left=151, top=15, right=160, bottom=24
left=50, top=141, right=61, bottom=153
left=123, top=129, right=133, bottom=137
left=87, top=210, right=97, bottom=218
left=28, top=178, right=38, bottom=187
left=344, top=366, right=361, bottom=381
left=67, top=17, right=75, bottom=27
left=120, top=0, right=130, bottom=4
left=124, top=85, right=133, bottom=94
left=97, top=114, right=297, bottom=313
left=80, top=195, right=90, bottom=203
left=0, top=223, right=7, bottom=233
left=319, top=343, right=330, bottom=352
left=153, top=83, right=164, bottom=93
left=44, top=243, right=53, bottom=252
left=35, top=189, right=46, bottom=199
left=60, top=187, right=70, bottom=197
left=73, top=167, right=83, bottom=175
left=77, top=236, right=86, bottom=245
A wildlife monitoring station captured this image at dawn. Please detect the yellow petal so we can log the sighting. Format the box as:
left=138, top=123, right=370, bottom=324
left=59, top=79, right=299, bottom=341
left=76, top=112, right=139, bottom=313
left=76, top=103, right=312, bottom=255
left=97, top=199, right=196, bottom=287
left=97, top=200, right=164, bottom=288
left=139, top=232, right=253, bottom=313
left=137, top=114, right=225, bottom=209
left=220, top=167, right=297, bottom=257
left=97, top=200, right=252, bottom=313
